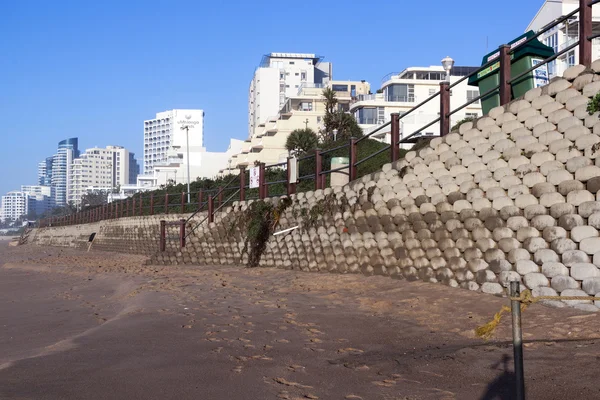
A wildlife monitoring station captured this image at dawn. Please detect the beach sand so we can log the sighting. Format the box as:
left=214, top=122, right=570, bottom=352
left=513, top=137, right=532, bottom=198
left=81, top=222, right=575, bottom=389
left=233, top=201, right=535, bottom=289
left=1, top=242, right=599, bottom=399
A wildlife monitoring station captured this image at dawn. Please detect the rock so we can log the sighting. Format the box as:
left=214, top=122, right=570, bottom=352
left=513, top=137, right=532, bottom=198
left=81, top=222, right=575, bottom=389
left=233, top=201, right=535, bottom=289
left=575, top=166, right=600, bottom=182
left=571, top=226, right=599, bottom=243
left=499, top=271, right=522, bottom=287
left=551, top=275, right=580, bottom=292
left=558, top=214, right=585, bottom=230
left=562, top=250, right=590, bottom=266
left=582, top=277, right=600, bottom=295
left=560, top=288, right=592, bottom=305
left=489, top=259, right=512, bottom=273
left=580, top=237, right=600, bottom=255
left=579, top=201, right=600, bottom=218
left=534, top=249, right=560, bottom=265
left=542, top=262, right=569, bottom=278
left=570, top=263, right=600, bottom=280
left=516, top=259, right=539, bottom=275
left=524, top=272, right=550, bottom=289
left=543, top=226, right=567, bottom=242
left=481, top=282, right=505, bottom=295
left=551, top=237, right=577, bottom=254
left=558, top=180, right=585, bottom=196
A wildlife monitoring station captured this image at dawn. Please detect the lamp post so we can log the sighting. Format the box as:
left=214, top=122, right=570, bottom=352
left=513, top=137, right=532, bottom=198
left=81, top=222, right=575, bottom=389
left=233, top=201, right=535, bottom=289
left=441, top=56, right=455, bottom=82
left=180, top=125, right=191, bottom=204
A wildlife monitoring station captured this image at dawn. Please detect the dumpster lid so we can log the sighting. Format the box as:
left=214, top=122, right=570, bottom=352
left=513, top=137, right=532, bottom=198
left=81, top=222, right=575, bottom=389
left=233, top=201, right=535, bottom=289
left=468, top=31, right=554, bottom=85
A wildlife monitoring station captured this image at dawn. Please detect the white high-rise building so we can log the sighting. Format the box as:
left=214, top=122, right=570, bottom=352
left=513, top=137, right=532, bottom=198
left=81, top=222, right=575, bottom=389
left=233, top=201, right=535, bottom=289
left=248, top=53, right=332, bottom=138
left=21, top=185, right=53, bottom=217
left=51, top=138, right=79, bottom=207
left=1, top=191, right=29, bottom=222
left=528, top=0, right=600, bottom=78
left=68, top=145, right=135, bottom=206
left=143, top=109, right=205, bottom=175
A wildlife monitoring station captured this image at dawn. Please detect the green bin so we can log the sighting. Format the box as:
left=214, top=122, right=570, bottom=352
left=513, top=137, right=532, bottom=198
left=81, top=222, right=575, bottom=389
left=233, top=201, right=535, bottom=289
left=468, top=31, right=554, bottom=115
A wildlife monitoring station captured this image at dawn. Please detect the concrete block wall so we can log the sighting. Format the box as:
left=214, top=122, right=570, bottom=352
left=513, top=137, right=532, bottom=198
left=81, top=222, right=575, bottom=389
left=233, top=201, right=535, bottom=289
left=31, top=213, right=198, bottom=256
left=153, top=62, right=600, bottom=310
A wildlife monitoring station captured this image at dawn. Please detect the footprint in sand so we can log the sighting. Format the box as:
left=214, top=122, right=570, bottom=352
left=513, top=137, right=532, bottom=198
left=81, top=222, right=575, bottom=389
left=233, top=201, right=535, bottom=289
left=287, top=364, right=305, bottom=372
left=337, top=348, right=364, bottom=355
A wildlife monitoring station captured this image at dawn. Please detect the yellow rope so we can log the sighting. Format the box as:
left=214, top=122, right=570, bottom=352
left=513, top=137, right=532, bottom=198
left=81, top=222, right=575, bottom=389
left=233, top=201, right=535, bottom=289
left=475, top=290, right=600, bottom=340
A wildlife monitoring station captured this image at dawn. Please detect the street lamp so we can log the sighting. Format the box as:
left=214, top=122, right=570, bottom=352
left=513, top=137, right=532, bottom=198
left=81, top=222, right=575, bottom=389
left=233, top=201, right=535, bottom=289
left=441, top=56, right=455, bottom=82
left=180, top=125, right=192, bottom=203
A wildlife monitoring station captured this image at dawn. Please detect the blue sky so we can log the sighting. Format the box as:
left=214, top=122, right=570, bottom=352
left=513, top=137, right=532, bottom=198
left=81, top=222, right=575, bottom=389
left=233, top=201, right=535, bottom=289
left=0, top=0, right=543, bottom=196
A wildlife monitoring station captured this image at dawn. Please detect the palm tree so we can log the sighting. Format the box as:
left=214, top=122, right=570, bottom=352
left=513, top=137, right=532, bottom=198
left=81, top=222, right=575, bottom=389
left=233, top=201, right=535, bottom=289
left=285, top=128, right=318, bottom=156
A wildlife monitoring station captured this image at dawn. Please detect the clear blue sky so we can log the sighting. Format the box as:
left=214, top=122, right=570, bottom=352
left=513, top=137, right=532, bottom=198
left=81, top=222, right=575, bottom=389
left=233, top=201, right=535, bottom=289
left=0, top=0, right=543, bottom=196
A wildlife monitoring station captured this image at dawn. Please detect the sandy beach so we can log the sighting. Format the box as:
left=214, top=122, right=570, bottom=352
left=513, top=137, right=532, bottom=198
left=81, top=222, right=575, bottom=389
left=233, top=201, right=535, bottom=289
left=1, top=241, right=599, bottom=399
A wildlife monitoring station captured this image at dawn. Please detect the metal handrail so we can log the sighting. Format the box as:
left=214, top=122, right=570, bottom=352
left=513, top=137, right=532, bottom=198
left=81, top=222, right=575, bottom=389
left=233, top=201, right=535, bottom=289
left=266, top=179, right=288, bottom=185
left=447, top=86, right=500, bottom=118
left=355, top=121, right=392, bottom=143
left=185, top=188, right=241, bottom=239
left=320, top=165, right=350, bottom=175
left=400, top=116, right=442, bottom=144
left=266, top=161, right=287, bottom=168
left=184, top=174, right=239, bottom=224
left=320, top=142, right=350, bottom=155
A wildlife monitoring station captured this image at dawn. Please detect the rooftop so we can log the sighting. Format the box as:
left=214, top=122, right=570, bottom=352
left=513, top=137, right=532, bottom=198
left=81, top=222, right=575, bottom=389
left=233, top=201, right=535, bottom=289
left=260, top=53, right=323, bottom=67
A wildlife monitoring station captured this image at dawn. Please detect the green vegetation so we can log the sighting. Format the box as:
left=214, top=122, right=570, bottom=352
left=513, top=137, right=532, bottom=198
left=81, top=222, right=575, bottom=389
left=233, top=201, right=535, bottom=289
left=285, top=128, right=319, bottom=155
left=587, top=92, right=600, bottom=115
left=451, top=116, right=476, bottom=132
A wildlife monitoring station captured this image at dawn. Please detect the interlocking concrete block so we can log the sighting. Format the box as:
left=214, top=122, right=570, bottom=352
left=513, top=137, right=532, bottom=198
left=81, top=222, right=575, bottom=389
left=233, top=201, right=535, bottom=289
left=551, top=237, right=577, bottom=254
left=514, top=194, right=538, bottom=209
left=538, top=131, right=563, bottom=147
left=531, top=215, right=557, bottom=231
left=564, top=126, right=589, bottom=144
left=581, top=237, right=600, bottom=255
left=539, top=161, right=564, bottom=177
left=558, top=180, right=585, bottom=196
left=488, top=158, right=510, bottom=173
left=548, top=139, right=573, bottom=155
left=474, top=170, right=493, bottom=184
left=532, top=121, right=556, bottom=137
left=562, top=64, right=586, bottom=81
left=516, top=259, right=540, bottom=275
left=548, top=109, right=573, bottom=125
left=481, top=282, right=504, bottom=295
left=557, top=115, right=583, bottom=134
left=542, top=262, right=569, bottom=278
left=499, top=176, right=521, bottom=191
left=582, top=277, right=600, bottom=295
left=524, top=114, right=547, bottom=131
left=587, top=177, right=600, bottom=194
left=534, top=249, right=560, bottom=265
left=575, top=134, right=600, bottom=152
left=498, top=237, right=521, bottom=253
left=548, top=78, right=572, bottom=96
left=573, top=73, right=594, bottom=91
left=562, top=249, right=590, bottom=266
left=556, top=147, right=582, bottom=164
left=508, top=248, right=531, bottom=264
left=543, top=226, right=568, bottom=242
left=524, top=272, right=550, bottom=289
left=551, top=276, right=580, bottom=292
left=572, top=226, right=599, bottom=243
left=539, top=192, right=566, bottom=208
left=566, top=156, right=593, bottom=174
left=567, top=190, right=595, bottom=206
left=575, top=166, right=600, bottom=182
left=507, top=184, right=530, bottom=199
left=589, top=212, right=600, bottom=229
left=516, top=227, right=541, bottom=243
left=570, top=263, right=600, bottom=280
left=502, top=120, right=524, bottom=134
left=582, top=80, right=600, bottom=97
left=558, top=214, right=585, bottom=231
left=532, top=94, right=554, bottom=110
left=495, top=112, right=517, bottom=126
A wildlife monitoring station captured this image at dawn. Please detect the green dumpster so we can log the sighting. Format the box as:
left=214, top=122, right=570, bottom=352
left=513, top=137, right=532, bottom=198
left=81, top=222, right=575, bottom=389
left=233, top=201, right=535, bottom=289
left=468, top=31, right=554, bottom=115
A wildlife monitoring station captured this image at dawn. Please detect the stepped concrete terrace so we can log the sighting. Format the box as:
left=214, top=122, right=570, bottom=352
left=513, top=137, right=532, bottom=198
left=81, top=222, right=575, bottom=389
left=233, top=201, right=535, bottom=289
left=32, top=61, right=600, bottom=310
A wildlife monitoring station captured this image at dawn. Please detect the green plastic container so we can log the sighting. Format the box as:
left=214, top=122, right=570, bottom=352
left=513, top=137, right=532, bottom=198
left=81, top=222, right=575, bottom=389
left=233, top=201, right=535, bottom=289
left=468, top=31, right=555, bottom=115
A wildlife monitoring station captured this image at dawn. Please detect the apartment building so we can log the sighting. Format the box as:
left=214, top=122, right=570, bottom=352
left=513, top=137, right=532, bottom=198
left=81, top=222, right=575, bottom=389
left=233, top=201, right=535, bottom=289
left=21, top=185, right=53, bottom=216
left=0, top=191, right=29, bottom=222
left=142, top=109, right=205, bottom=175
left=528, top=0, right=600, bottom=78
left=68, top=145, right=135, bottom=206
left=349, top=65, right=482, bottom=145
left=248, top=53, right=332, bottom=139
left=51, top=138, right=79, bottom=207
left=37, top=157, right=53, bottom=186
left=222, top=80, right=370, bottom=172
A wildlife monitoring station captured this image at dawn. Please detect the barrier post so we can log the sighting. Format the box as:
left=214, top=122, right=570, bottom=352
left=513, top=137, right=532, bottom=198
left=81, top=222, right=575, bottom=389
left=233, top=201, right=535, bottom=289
left=510, top=281, right=526, bottom=400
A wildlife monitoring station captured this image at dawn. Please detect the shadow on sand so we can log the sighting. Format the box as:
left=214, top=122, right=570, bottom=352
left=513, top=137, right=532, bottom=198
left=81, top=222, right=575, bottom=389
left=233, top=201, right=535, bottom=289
left=479, top=354, right=518, bottom=400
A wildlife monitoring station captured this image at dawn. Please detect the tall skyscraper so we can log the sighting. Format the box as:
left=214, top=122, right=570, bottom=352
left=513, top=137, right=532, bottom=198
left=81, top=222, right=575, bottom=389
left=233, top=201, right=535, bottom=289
left=128, top=152, right=140, bottom=184
left=142, top=109, right=205, bottom=175
left=51, top=138, right=79, bottom=207
left=37, top=156, right=53, bottom=186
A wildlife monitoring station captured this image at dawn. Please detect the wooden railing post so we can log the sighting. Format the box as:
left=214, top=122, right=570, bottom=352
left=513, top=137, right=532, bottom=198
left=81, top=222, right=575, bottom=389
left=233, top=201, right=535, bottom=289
left=164, top=193, right=169, bottom=214
left=139, top=194, right=143, bottom=215
left=179, top=219, right=186, bottom=248
left=208, top=195, right=214, bottom=223
left=499, top=44, right=511, bottom=106
left=287, top=157, right=297, bottom=196
left=439, top=81, right=451, bottom=136
left=198, top=190, right=203, bottom=210
left=314, top=149, right=322, bottom=190
left=159, top=220, right=166, bottom=252
left=259, top=163, right=266, bottom=200
left=132, top=197, right=136, bottom=217
left=580, top=0, right=593, bottom=67
left=390, top=113, right=400, bottom=162
left=349, top=138, right=357, bottom=182
left=126, top=199, right=130, bottom=217
left=150, top=194, right=154, bottom=215
left=239, top=166, right=246, bottom=201
left=181, top=191, right=185, bottom=213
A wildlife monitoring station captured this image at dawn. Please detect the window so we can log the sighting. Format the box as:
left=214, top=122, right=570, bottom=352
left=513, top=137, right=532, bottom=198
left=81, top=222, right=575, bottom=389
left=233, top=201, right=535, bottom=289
left=295, top=73, right=299, bottom=76
left=299, top=102, right=313, bottom=111
left=301, top=71, right=307, bottom=81
left=466, top=112, right=479, bottom=119
left=567, top=50, right=576, bottom=67
left=385, top=84, right=415, bottom=102
left=332, top=84, right=349, bottom=92
left=280, top=73, right=285, bottom=79
left=289, top=61, right=295, bottom=65
left=467, top=90, right=480, bottom=104
left=356, top=108, right=377, bottom=124
left=317, top=116, right=322, bottom=123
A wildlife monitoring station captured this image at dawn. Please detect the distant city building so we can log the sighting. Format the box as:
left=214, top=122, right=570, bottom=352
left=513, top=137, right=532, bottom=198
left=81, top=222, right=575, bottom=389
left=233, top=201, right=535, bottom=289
left=37, top=157, right=53, bottom=186
left=222, top=80, right=370, bottom=172
left=0, top=191, right=29, bottom=222
left=51, top=138, right=79, bottom=207
left=248, top=53, right=332, bottom=138
left=349, top=65, right=482, bottom=146
left=143, top=109, right=205, bottom=175
left=68, top=145, right=135, bottom=207
left=128, top=153, right=140, bottom=184
left=527, top=0, right=600, bottom=78
left=21, top=185, right=53, bottom=217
